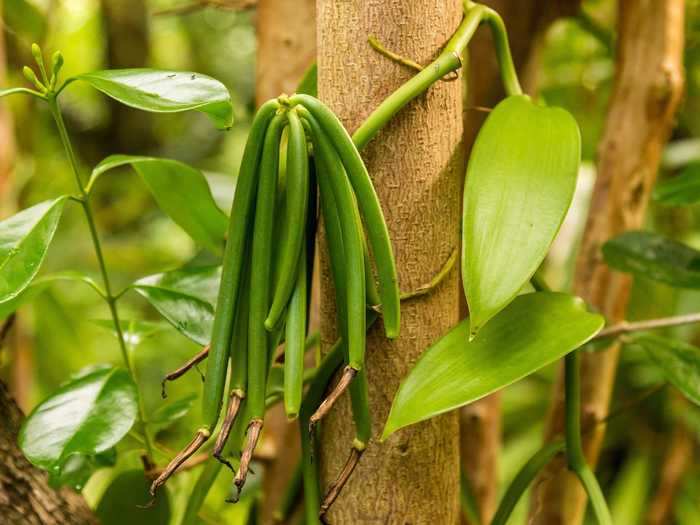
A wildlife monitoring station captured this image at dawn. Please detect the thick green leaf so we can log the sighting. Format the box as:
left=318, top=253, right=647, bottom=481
left=19, top=366, right=137, bottom=470
left=628, top=335, right=700, bottom=405
left=462, top=95, right=580, bottom=337
left=48, top=449, right=117, bottom=491
left=383, top=292, right=603, bottom=438
left=73, top=69, right=233, bottom=129
left=654, top=163, right=700, bottom=206
left=0, top=197, right=68, bottom=302
left=602, top=231, right=700, bottom=288
left=90, top=155, right=227, bottom=252
left=97, top=470, right=170, bottom=525
left=131, top=266, right=220, bottom=345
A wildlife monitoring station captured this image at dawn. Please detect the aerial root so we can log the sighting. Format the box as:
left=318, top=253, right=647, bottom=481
left=212, top=390, right=245, bottom=471
left=319, top=446, right=364, bottom=520
left=161, top=345, right=209, bottom=398
left=229, top=419, right=264, bottom=503
left=308, top=366, right=357, bottom=435
left=149, top=428, right=210, bottom=497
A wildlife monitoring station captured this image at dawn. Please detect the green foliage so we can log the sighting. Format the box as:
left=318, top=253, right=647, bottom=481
left=384, top=292, right=603, bottom=438
left=96, top=470, right=171, bottom=525
left=654, top=162, right=700, bottom=205
left=462, top=95, right=580, bottom=337
left=19, top=366, right=137, bottom=474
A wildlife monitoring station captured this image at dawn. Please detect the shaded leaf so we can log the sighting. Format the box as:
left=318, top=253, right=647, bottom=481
left=0, top=197, right=68, bottom=302
left=73, top=69, right=233, bottom=129
left=96, top=470, right=170, bottom=525
left=629, top=335, right=700, bottom=405
left=91, top=319, right=169, bottom=347
left=48, top=448, right=117, bottom=491
left=90, top=155, right=227, bottom=252
left=603, top=231, right=700, bottom=288
left=149, top=393, right=197, bottom=434
left=462, top=95, right=580, bottom=337
left=19, top=366, right=137, bottom=471
left=654, top=163, right=700, bottom=206
left=383, top=292, right=603, bottom=438
left=131, top=266, right=220, bottom=345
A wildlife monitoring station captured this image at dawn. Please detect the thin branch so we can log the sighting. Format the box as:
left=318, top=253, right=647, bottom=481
left=594, top=312, right=700, bottom=341
left=153, top=0, right=256, bottom=16
left=161, top=345, right=209, bottom=398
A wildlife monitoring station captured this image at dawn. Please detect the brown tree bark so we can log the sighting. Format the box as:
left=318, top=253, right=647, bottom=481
left=317, top=2, right=463, bottom=523
left=0, top=380, right=99, bottom=524
left=529, top=2, right=685, bottom=523
left=459, top=3, right=581, bottom=522
left=255, top=1, right=316, bottom=523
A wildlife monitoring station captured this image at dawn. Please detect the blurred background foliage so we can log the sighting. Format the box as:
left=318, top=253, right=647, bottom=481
left=1, top=0, right=700, bottom=523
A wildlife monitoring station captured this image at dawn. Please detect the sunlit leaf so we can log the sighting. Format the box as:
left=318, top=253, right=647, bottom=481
left=603, top=231, right=700, bottom=288
left=19, top=366, right=137, bottom=471
left=73, top=69, right=233, bottom=129
left=383, top=292, right=603, bottom=438
left=0, top=198, right=68, bottom=303
left=96, top=470, right=170, bottom=525
left=131, top=266, right=221, bottom=345
left=654, top=163, right=700, bottom=206
left=462, top=95, right=580, bottom=337
left=628, top=335, right=700, bottom=406
left=89, top=155, right=227, bottom=252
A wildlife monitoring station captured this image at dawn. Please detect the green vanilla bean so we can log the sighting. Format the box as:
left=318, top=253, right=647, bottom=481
left=564, top=351, right=613, bottom=525
left=292, top=95, right=399, bottom=339
left=266, top=108, right=310, bottom=330
left=284, top=240, right=308, bottom=419
left=246, top=114, right=286, bottom=423
left=350, top=1, right=521, bottom=151
left=302, top=110, right=366, bottom=369
left=202, top=99, right=279, bottom=429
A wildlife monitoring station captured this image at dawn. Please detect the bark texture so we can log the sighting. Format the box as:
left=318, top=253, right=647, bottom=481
left=0, top=380, right=99, bottom=525
left=317, top=2, right=463, bottom=523
left=255, top=1, right=316, bottom=523
left=459, top=3, right=582, bottom=521
left=529, top=2, right=685, bottom=523
left=255, top=0, right=316, bottom=106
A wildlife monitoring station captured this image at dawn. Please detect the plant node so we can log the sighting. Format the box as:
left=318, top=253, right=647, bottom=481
left=212, top=390, right=245, bottom=470
left=309, top=366, right=357, bottom=433
left=149, top=428, right=210, bottom=497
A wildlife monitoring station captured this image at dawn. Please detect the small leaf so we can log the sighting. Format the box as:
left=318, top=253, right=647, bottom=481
left=89, top=155, right=227, bottom=252
left=131, top=266, right=221, bottom=345
left=73, top=69, right=233, bottom=129
left=603, top=231, right=700, bottom=288
left=96, top=470, right=170, bottom=525
left=19, top=366, right=137, bottom=471
left=628, top=334, right=700, bottom=405
left=462, top=95, right=580, bottom=337
left=654, top=163, right=700, bottom=206
left=383, top=292, right=603, bottom=438
left=296, top=62, right=317, bottom=96
left=0, top=198, right=68, bottom=302
left=149, top=393, right=197, bottom=434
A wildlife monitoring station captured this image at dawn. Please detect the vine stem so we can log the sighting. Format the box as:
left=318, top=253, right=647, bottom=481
left=594, top=312, right=700, bottom=340
left=351, top=1, right=521, bottom=150
left=564, top=350, right=612, bottom=525
left=47, top=95, right=155, bottom=465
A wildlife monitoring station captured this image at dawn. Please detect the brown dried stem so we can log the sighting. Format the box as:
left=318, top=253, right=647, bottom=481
left=161, top=345, right=209, bottom=399
left=212, top=390, right=245, bottom=471
left=231, top=419, right=264, bottom=502
left=149, top=429, right=210, bottom=497
left=319, top=446, right=364, bottom=521
left=308, top=366, right=357, bottom=433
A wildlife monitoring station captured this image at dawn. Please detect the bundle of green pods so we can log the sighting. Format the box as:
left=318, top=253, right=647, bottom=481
left=150, top=94, right=400, bottom=504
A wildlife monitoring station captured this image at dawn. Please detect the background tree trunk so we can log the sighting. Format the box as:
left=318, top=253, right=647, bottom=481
left=529, top=2, right=685, bottom=523
left=0, top=380, right=99, bottom=525
left=255, top=0, right=316, bottom=522
left=317, top=2, right=463, bottom=523
left=460, top=2, right=581, bottom=522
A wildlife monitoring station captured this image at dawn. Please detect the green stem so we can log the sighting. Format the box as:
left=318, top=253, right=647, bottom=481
left=352, top=1, right=521, bottom=150
left=564, top=351, right=612, bottom=525
left=47, top=95, right=155, bottom=464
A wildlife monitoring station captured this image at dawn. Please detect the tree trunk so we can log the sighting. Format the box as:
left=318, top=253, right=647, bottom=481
left=460, top=2, right=581, bottom=521
left=529, top=2, right=685, bottom=523
left=317, top=2, right=463, bottom=523
left=0, top=380, right=99, bottom=524
left=255, top=1, right=316, bottom=523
